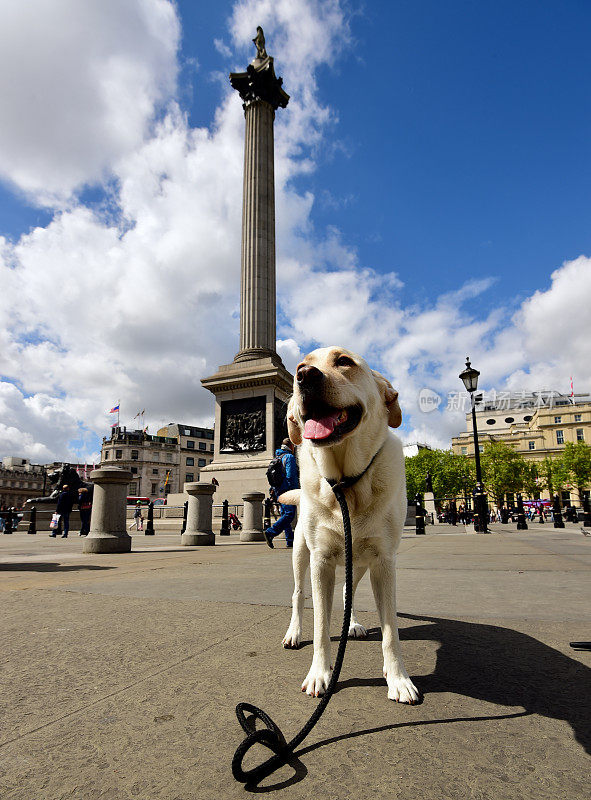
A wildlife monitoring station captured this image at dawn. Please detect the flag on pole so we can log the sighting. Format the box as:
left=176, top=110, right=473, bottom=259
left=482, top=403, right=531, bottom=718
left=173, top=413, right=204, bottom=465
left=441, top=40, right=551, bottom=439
left=570, top=377, right=574, bottom=398
left=109, top=404, right=120, bottom=413
left=143, top=425, right=149, bottom=433
left=111, top=421, right=118, bottom=428
left=134, top=411, right=141, bottom=419
left=164, top=470, right=171, bottom=487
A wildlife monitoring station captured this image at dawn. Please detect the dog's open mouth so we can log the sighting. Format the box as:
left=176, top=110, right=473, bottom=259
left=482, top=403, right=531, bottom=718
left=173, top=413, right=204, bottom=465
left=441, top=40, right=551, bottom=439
left=303, top=404, right=363, bottom=444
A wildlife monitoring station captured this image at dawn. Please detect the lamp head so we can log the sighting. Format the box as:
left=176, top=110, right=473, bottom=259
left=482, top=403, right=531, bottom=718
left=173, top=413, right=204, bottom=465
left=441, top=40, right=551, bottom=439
left=459, top=356, right=480, bottom=393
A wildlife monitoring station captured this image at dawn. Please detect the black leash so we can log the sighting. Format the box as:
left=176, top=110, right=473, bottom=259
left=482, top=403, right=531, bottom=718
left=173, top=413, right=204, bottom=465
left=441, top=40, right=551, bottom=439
left=231, top=447, right=382, bottom=785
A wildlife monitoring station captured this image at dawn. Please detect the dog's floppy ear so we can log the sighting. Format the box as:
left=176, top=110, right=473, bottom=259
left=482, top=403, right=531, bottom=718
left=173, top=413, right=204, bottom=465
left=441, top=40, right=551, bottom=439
left=286, top=397, right=302, bottom=445
left=372, top=370, right=402, bottom=428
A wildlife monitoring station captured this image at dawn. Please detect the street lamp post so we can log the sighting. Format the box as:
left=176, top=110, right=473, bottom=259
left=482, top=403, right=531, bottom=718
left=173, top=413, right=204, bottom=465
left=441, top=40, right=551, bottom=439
left=459, top=357, right=489, bottom=533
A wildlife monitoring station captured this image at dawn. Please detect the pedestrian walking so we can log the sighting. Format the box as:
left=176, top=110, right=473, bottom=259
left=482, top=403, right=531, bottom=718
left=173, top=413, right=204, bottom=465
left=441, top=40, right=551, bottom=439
left=50, top=485, right=74, bottom=538
left=78, top=487, right=92, bottom=536
left=264, top=439, right=299, bottom=548
left=129, top=501, right=144, bottom=531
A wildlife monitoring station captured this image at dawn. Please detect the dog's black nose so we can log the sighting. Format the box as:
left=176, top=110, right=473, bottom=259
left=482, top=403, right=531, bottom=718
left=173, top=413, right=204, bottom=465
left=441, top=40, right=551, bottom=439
left=297, top=364, right=323, bottom=388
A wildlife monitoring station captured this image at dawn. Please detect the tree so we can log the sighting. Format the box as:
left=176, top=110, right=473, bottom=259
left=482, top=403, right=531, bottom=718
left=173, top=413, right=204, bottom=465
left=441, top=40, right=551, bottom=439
left=520, top=459, right=539, bottom=499
left=561, top=441, right=591, bottom=503
left=480, top=441, right=526, bottom=505
left=405, top=448, right=474, bottom=501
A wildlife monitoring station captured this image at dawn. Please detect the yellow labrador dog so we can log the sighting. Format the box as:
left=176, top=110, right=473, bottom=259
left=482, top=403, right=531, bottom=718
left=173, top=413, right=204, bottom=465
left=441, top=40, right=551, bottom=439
left=280, top=346, right=420, bottom=704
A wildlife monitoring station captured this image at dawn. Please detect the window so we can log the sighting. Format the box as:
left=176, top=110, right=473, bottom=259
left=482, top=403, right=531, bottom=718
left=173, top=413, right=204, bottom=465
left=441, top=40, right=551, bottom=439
left=152, top=468, right=158, bottom=474
left=574, top=414, right=582, bottom=422
left=577, top=429, right=584, bottom=442
left=185, top=473, right=194, bottom=482
left=129, top=482, right=137, bottom=494
left=198, top=458, right=206, bottom=467
left=460, top=447, right=467, bottom=455
left=166, top=453, right=172, bottom=462
left=186, top=457, right=194, bottom=466
left=210, top=444, right=214, bottom=452
left=199, top=441, right=206, bottom=450
left=131, top=449, right=139, bottom=460
left=478, top=445, right=484, bottom=453
left=524, top=415, right=532, bottom=422
left=504, top=417, right=514, bottom=423
left=554, top=416, right=562, bottom=424
left=184, top=428, right=191, bottom=435
left=556, top=430, right=564, bottom=445
left=186, top=440, right=195, bottom=449
left=561, top=491, right=570, bottom=503
left=528, top=441, right=535, bottom=450
left=115, top=450, right=122, bottom=460
left=486, top=419, right=496, bottom=425
left=151, top=483, right=157, bottom=494
left=131, top=467, right=138, bottom=474
left=104, top=450, right=110, bottom=460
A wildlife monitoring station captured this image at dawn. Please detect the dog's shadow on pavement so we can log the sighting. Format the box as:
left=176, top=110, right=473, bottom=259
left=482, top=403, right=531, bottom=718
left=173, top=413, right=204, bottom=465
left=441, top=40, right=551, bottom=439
left=333, top=613, right=590, bottom=757
left=246, top=614, right=590, bottom=792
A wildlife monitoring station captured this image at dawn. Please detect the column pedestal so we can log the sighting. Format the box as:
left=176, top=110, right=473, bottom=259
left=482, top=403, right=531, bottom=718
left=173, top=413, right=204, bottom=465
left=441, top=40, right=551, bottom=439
left=83, top=467, right=132, bottom=553
left=181, top=483, right=216, bottom=546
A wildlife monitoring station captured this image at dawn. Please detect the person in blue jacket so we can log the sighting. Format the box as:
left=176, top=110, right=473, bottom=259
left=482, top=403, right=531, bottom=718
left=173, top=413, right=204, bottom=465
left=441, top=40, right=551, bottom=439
left=264, top=439, right=299, bottom=548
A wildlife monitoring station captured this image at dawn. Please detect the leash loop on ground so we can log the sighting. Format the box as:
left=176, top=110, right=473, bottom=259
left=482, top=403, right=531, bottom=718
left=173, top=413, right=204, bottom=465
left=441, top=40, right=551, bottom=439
left=231, top=483, right=353, bottom=785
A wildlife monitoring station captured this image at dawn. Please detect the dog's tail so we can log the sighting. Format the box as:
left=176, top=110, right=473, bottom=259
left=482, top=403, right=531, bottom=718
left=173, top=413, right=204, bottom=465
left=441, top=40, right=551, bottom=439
left=277, top=489, right=301, bottom=506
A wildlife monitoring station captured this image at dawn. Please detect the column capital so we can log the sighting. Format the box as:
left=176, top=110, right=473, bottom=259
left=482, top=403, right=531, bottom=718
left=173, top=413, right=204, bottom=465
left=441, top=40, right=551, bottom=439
left=230, top=56, right=289, bottom=112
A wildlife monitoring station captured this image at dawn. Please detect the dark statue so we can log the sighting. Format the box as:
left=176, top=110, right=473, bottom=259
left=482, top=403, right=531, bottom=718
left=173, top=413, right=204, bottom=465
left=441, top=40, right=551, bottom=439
left=252, top=26, right=267, bottom=60
left=425, top=470, right=434, bottom=494
left=25, top=463, right=94, bottom=507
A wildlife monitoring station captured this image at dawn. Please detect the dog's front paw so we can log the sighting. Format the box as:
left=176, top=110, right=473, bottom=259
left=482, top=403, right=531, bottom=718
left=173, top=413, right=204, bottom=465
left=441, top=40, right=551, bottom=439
left=384, top=669, right=421, bottom=705
left=302, top=664, right=332, bottom=697
left=348, top=622, right=367, bottom=639
left=282, top=626, right=301, bottom=649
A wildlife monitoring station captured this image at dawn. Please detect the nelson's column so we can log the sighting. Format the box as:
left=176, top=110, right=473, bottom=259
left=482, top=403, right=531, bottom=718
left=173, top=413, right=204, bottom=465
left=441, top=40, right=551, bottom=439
left=200, top=28, right=293, bottom=503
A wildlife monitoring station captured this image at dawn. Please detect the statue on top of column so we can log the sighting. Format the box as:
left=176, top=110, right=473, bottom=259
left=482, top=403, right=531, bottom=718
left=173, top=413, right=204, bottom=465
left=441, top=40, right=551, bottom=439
left=252, top=26, right=268, bottom=60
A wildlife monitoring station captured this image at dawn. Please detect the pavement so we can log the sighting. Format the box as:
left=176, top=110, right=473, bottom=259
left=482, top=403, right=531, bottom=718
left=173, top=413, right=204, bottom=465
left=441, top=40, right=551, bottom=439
left=0, top=523, right=589, bottom=800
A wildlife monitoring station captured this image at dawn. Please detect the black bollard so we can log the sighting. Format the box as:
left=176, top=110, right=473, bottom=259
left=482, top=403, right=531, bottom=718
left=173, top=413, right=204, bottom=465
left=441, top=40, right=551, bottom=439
left=583, top=495, right=591, bottom=527
left=220, top=499, right=230, bottom=535
left=180, top=500, right=188, bottom=534
left=516, top=493, right=528, bottom=530
left=415, top=494, right=425, bottom=535
left=28, top=506, right=37, bottom=535
left=263, top=498, right=272, bottom=532
left=145, top=501, right=155, bottom=535
left=552, top=495, right=564, bottom=529
left=4, top=508, right=13, bottom=534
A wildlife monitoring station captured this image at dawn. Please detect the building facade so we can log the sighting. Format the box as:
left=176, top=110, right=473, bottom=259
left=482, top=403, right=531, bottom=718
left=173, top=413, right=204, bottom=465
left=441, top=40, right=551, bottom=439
left=0, top=457, right=45, bottom=509
left=451, top=391, right=591, bottom=503
left=100, top=424, right=214, bottom=500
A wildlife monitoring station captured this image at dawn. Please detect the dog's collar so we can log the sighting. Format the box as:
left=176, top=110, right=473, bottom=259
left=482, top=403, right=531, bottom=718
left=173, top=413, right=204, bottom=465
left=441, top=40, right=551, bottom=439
left=324, top=444, right=384, bottom=492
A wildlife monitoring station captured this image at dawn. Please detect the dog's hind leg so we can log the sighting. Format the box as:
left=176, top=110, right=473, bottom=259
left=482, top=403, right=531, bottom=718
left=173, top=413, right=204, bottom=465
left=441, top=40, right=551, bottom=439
left=369, top=557, right=421, bottom=704
left=282, top=532, right=309, bottom=649
left=344, top=564, right=368, bottom=638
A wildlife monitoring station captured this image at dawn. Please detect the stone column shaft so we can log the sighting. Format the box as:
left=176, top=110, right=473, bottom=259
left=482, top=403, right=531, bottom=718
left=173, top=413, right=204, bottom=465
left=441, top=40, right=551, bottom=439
left=238, top=99, right=276, bottom=358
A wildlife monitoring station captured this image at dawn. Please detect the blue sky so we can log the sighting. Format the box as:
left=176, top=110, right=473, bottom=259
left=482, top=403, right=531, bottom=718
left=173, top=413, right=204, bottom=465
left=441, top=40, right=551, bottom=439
left=0, top=0, right=590, bottom=462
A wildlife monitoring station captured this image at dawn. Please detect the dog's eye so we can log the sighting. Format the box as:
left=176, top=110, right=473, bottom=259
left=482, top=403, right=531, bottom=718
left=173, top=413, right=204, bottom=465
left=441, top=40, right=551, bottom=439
left=335, top=355, right=355, bottom=368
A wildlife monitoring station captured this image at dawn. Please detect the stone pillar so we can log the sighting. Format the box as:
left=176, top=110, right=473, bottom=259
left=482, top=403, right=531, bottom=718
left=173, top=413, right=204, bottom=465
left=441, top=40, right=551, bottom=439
left=230, top=34, right=289, bottom=363
left=238, top=99, right=276, bottom=357
left=424, top=492, right=439, bottom=525
left=241, top=491, right=265, bottom=542
left=83, top=467, right=132, bottom=553
left=182, top=483, right=216, bottom=546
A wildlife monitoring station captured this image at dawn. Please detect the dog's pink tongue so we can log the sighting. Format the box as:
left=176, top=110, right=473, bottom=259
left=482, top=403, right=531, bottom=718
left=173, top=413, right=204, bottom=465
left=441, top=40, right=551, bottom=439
left=304, top=414, right=339, bottom=440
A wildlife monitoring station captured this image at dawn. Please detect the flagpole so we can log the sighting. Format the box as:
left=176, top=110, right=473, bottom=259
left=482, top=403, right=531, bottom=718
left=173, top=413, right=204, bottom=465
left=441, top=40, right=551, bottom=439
left=118, top=400, right=120, bottom=428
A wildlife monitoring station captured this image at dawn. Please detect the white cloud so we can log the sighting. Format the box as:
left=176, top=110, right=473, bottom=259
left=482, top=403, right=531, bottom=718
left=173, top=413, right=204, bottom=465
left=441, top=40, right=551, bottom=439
left=0, top=0, right=589, bottom=466
left=0, top=0, right=180, bottom=204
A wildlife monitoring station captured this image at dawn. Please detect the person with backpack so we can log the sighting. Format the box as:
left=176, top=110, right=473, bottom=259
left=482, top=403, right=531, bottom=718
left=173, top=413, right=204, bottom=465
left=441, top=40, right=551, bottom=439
left=264, top=438, right=299, bottom=549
